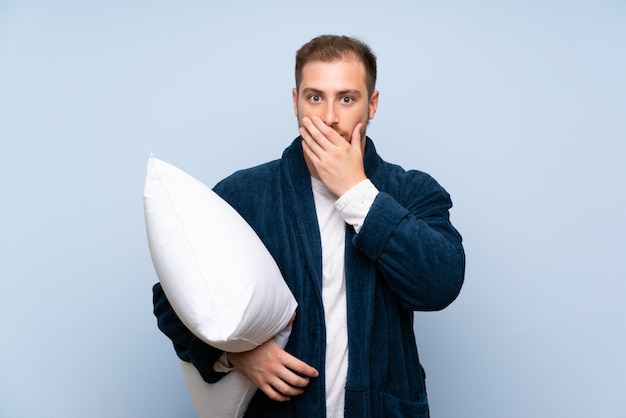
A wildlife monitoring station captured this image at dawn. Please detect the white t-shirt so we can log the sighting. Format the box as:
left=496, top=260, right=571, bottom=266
left=311, top=177, right=378, bottom=418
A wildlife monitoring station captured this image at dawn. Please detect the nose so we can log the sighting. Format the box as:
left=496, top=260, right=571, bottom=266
left=322, top=102, right=339, bottom=126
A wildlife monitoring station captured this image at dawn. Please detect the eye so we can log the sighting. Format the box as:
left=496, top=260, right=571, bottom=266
left=341, top=96, right=354, bottom=104
left=308, top=95, right=322, bottom=103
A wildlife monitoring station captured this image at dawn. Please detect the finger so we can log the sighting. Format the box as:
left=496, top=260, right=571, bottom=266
left=300, top=126, right=323, bottom=162
left=259, top=382, right=293, bottom=402
left=283, top=355, right=319, bottom=379
left=309, top=116, right=342, bottom=145
left=275, top=367, right=311, bottom=389
left=269, top=375, right=306, bottom=397
left=301, top=117, right=329, bottom=150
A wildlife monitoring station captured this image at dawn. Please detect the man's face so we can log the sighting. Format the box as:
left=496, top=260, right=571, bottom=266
left=292, top=58, right=379, bottom=152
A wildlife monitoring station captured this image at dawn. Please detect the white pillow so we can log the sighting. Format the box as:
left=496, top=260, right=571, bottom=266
left=143, top=155, right=297, bottom=353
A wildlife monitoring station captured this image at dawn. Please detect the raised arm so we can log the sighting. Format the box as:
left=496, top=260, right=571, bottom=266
left=354, top=177, right=465, bottom=311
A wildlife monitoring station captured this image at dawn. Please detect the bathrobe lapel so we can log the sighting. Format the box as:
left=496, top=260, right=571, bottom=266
left=277, top=137, right=387, bottom=417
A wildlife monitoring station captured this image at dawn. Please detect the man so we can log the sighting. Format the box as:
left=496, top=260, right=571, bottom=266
left=153, top=34, right=465, bottom=417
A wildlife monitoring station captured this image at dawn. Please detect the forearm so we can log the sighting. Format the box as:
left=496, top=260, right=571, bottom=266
left=353, top=191, right=465, bottom=311
left=152, top=283, right=227, bottom=383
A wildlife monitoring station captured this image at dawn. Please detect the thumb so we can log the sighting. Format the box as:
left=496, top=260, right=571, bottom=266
left=350, top=123, right=364, bottom=151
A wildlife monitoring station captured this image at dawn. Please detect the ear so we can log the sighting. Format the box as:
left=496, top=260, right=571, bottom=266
left=292, top=88, right=299, bottom=117
left=368, top=90, right=379, bottom=120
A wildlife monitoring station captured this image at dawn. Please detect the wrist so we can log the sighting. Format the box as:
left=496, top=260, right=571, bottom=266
left=335, top=175, right=367, bottom=198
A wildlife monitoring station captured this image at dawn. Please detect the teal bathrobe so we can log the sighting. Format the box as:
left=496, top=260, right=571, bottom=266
left=153, top=137, right=465, bottom=417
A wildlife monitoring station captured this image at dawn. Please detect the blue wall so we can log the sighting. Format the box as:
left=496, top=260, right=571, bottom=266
left=1, top=1, right=625, bottom=416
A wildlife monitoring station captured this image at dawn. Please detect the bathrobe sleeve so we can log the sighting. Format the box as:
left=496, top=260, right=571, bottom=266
left=152, top=282, right=228, bottom=383
left=354, top=171, right=465, bottom=311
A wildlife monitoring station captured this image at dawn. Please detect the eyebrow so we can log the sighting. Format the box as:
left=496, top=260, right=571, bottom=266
left=301, top=87, right=363, bottom=98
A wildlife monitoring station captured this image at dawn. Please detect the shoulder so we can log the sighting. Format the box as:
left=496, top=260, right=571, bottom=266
left=387, top=168, right=452, bottom=219
left=214, top=159, right=281, bottom=197
left=212, top=138, right=303, bottom=201
left=366, top=138, right=446, bottom=195
left=372, top=152, right=449, bottom=203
